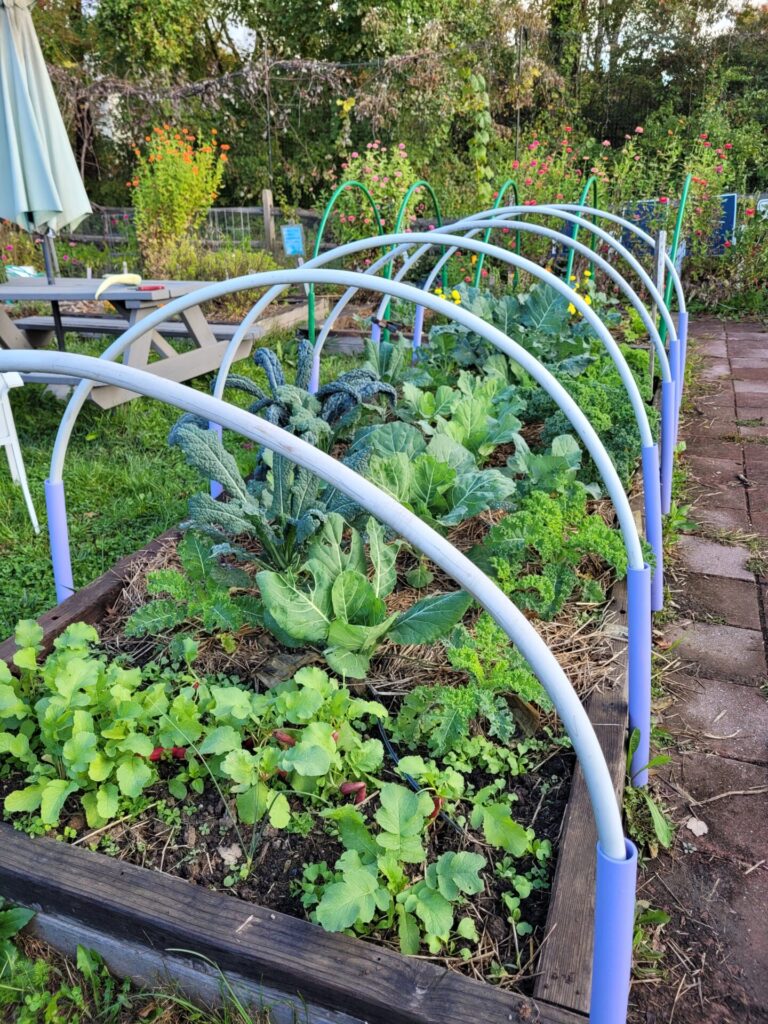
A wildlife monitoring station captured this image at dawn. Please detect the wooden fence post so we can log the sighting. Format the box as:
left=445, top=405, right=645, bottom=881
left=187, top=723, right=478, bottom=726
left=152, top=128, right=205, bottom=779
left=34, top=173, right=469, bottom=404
left=262, top=189, right=276, bottom=252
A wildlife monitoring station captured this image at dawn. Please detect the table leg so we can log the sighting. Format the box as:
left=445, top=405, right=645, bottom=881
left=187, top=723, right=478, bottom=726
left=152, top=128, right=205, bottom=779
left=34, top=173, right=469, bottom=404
left=0, top=308, right=33, bottom=350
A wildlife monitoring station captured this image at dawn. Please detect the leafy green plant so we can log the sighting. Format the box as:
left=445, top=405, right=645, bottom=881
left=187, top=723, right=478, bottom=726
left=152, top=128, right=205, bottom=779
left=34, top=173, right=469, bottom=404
left=256, top=514, right=472, bottom=678
left=506, top=433, right=598, bottom=498
left=623, top=729, right=674, bottom=856
left=170, top=418, right=364, bottom=573
left=366, top=445, right=516, bottom=528
left=397, top=372, right=523, bottom=463
left=470, top=483, right=628, bottom=619
left=124, top=533, right=258, bottom=638
left=300, top=782, right=486, bottom=955
left=0, top=898, right=34, bottom=970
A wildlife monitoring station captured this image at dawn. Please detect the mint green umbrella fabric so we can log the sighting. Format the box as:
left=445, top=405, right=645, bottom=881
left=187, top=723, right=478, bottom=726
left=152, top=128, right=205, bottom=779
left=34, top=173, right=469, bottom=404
left=0, top=0, right=91, bottom=233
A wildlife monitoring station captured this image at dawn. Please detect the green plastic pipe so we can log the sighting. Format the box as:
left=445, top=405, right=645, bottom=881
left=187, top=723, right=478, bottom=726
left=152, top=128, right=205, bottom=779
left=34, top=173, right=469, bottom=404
left=659, top=173, right=692, bottom=343
left=473, top=179, right=520, bottom=288
left=308, top=180, right=384, bottom=343
left=564, top=175, right=598, bottom=283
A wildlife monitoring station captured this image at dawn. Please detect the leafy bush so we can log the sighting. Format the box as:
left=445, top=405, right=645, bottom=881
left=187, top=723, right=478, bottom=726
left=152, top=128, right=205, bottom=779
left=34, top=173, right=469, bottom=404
left=129, top=125, right=227, bottom=276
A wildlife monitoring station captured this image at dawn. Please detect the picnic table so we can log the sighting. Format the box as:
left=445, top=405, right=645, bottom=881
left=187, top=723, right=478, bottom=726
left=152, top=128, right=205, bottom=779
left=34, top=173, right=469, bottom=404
left=0, top=276, right=261, bottom=408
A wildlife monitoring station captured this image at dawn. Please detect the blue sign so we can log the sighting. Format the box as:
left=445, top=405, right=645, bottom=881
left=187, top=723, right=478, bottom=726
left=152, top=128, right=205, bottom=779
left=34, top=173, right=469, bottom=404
left=281, top=223, right=305, bottom=258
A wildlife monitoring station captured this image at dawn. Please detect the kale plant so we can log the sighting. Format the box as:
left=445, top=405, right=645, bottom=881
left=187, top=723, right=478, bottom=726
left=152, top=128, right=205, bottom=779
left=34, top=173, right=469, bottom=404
left=470, top=483, right=628, bottom=618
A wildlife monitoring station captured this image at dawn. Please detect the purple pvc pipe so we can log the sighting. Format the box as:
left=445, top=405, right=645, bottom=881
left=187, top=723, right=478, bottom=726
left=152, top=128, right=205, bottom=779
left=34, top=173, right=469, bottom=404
left=669, top=335, right=682, bottom=439
left=208, top=422, right=224, bottom=498
left=590, top=839, right=638, bottom=1024
left=678, top=310, right=688, bottom=390
left=370, top=321, right=381, bottom=344
left=412, top=304, right=425, bottom=352
left=45, top=478, right=75, bottom=604
left=660, top=380, right=675, bottom=515
left=642, top=444, right=664, bottom=612
left=627, top=563, right=651, bottom=786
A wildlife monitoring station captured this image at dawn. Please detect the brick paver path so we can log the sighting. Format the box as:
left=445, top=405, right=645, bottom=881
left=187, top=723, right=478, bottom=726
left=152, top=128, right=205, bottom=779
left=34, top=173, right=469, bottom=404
left=631, top=318, right=768, bottom=1024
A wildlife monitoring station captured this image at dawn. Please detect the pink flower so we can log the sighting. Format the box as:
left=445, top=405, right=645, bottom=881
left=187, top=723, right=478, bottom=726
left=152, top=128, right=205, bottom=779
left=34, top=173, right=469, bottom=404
left=703, top=141, right=711, bottom=148
left=511, top=160, right=520, bottom=169
left=530, top=159, right=538, bottom=167
left=366, top=142, right=373, bottom=149
left=493, top=191, right=499, bottom=199
left=724, top=240, right=732, bottom=248
left=394, top=170, right=402, bottom=177
left=501, top=227, right=509, bottom=234
left=351, top=151, right=359, bottom=158
left=556, top=193, right=564, bottom=199
left=659, top=196, right=669, bottom=204
left=715, top=164, right=723, bottom=174
left=566, top=146, right=573, bottom=153
left=746, top=208, right=755, bottom=217
left=398, top=142, right=406, bottom=149
left=524, top=177, right=533, bottom=185
left=5, top=245, right=12, bottom=251
left=635, top=126, right=643, bottom=134
left=341, top=162, right=348, bottom=169
left=602, top=139, right=611, bottom=147
left=724, top=142, right=733, bottom=149
left=380, top=218, right=386, bottom=225
left=699, top=133, right=708, bottom=140
left=481, top=268, right=488, bottom=277
left=348, top=214, right=355, bottom=223
left=464, top=275, right=471, bottom=282
left=564, top=125, right=572, bottom=133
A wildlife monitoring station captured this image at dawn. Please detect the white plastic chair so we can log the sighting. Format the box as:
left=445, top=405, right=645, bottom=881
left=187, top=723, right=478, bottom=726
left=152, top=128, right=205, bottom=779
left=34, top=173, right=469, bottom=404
left=0, top=373, right=40, bottom=533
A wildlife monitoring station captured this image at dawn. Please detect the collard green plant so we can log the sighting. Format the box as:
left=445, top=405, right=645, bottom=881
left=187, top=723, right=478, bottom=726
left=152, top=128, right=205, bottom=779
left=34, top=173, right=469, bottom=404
left=397, top=371, right=524, bottom=463
left=506, top=433, right=597, bottom=499
left=256, top=514, right=472, bottom=678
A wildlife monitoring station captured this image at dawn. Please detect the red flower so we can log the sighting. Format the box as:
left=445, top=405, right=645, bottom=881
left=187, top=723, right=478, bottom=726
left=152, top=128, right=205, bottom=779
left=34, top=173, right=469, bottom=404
left=724, top=240, right=732, bottom=248
left=149, top=747, right=165, bottom=761
left=659, top=196, right=669, bottom=204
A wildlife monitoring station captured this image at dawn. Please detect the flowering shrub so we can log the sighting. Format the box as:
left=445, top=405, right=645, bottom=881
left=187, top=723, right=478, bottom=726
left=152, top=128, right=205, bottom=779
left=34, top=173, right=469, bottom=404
left=326, top=140, right=418, bottom=248
left=129, top=125, right=228, bottom=276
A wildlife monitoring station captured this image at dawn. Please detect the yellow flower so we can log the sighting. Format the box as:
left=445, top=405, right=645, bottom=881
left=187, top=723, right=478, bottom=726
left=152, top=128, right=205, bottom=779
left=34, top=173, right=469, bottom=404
left=451, top=289, right=461, bottom=303
left=470, top=254, right=477, bottom=265
left=434, top=287, right=444, bottom=297
left=569, top=275, right=576, bottom=281
left=583, top=269, right=592, bottom=278
left=568, top=302, right=577, bottom=315
left=584, top=294, right=592, bottom=305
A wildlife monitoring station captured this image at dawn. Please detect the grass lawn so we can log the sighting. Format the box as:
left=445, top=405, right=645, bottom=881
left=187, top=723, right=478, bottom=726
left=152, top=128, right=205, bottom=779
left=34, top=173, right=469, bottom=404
left=0, top=330, right=358, bottom=640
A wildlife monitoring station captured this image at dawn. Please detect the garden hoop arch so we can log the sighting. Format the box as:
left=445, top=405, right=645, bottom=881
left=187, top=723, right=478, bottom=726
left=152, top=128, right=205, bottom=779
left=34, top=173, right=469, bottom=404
left=377, top=179, right=447, bottom=336
left=312, top=222, right=670, bottom=611
left=45, top=268, right=653, bottom=786
left=0, top=345, right=638, bottom=1024
left=307, top=181, right=384, bottom=344
left=564, top=175, right=599, bottom=283
left=473, top=179, right=520, bottom=288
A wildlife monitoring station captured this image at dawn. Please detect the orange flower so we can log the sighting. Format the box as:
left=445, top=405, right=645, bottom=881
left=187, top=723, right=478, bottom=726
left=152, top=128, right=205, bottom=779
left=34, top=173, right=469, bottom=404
left=174, top=134, right=181, bottom=140
left=219, top=153, right=228, bottom=162
left=148, top=154, right=155, bottom=162
left=145, top=135, right=151, bottom=142
left=202, top=146, right=212, bottom=153
left=221, top=144, right=231, bottom=151
left=192, top=166, right=199, bottom=175
left=163, top=123, right=170, bottom=130
left=211, top=128, right=217, bottom=135
left=132, top=179, right=139, bottom=186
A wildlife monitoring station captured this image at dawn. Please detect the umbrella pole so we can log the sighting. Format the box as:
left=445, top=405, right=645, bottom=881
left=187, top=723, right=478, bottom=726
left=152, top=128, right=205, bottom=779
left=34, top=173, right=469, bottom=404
left=42, top=234, right=66, bottom=351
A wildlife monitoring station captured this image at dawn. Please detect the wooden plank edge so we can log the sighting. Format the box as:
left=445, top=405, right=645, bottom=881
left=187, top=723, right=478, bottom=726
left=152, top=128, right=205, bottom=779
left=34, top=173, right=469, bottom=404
left=0, top=823, right=583, bottom=1024
left=533, top=576, right=630, bottom=1016
left=0, top=527, right=178, bottom=665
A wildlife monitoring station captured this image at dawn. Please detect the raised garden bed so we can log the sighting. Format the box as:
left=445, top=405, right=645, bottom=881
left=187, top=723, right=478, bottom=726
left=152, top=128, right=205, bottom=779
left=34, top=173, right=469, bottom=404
left=0, top=527, right=629, bottom=1022
left=0, top=277, right=652, bottom=1020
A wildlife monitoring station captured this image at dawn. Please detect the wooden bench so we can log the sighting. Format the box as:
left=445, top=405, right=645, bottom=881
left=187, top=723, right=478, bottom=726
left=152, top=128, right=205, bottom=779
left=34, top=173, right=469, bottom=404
left=12, top=315, right=259, bottom=347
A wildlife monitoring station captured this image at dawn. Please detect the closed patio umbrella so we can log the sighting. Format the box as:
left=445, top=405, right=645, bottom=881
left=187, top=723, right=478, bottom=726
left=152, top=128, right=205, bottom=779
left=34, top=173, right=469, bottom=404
left=0, top=0, right=92, bottom=347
